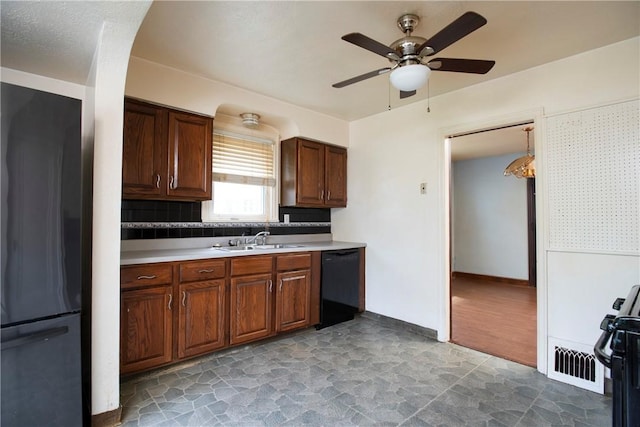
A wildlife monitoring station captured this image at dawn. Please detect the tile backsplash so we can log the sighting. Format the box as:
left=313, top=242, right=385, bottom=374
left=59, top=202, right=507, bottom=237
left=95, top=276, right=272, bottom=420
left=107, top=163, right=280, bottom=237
left=121, top=200, right=331, bottom=240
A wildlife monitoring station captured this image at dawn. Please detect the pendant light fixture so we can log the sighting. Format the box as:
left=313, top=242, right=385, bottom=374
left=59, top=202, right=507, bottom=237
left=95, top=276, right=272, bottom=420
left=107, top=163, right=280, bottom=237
left=504, top=126, right=535, bottom=179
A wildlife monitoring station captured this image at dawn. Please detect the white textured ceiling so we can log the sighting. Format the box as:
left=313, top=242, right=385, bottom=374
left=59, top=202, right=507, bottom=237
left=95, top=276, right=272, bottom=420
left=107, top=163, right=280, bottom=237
left=2, top=1, right=638, bottom=151
left=131, top=1, right=640, bottom=121
left=0, top=1, right=150, bottom=84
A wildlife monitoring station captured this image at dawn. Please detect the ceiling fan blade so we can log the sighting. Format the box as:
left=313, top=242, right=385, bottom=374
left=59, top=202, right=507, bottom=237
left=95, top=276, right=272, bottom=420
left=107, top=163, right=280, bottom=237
left=332, top=67, right=391, bottom=88
left=399, top=90, right=416, bottom=99
left=342, top=33, right=400, bottom=61
left=427, top=58, right=495, bottom=74
left=417, top=11, right=487, bottom=56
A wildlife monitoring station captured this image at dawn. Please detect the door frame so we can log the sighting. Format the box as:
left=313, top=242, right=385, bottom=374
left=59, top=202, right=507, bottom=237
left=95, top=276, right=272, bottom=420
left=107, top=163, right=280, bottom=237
left=438, top=108, right=547, bottom=373
left=527, top=178, right=537, bottom=287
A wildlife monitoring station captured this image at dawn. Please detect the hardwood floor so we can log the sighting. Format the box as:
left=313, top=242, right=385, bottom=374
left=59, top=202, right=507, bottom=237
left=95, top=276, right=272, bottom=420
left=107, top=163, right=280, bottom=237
left=451, top=274, right=537, bottom=367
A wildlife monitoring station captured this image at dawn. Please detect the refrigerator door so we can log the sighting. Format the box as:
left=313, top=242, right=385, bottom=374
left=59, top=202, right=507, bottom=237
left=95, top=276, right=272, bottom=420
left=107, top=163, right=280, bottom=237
left=1, top=313, right=82, bottom=426
left=1, top=83, right=82, bottom=325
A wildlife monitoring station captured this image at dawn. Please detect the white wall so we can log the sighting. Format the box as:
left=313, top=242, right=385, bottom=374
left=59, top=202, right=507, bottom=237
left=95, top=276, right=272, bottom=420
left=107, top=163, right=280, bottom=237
left=331, top=37, right=640, bottom=370
left=452, top=154, right=529, bottom=280
left=90, top=8, right=152, bottom=415
left=125, top=57, right=350, bottom=148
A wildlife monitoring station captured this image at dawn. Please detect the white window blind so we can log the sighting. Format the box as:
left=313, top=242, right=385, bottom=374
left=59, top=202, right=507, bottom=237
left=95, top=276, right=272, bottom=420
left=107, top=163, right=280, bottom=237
left=212, top=131, right=275, bottom=187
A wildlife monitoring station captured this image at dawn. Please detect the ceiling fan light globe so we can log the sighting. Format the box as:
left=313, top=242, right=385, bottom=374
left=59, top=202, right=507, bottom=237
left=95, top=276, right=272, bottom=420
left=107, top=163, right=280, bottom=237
left=389, top=64, right=430, bottom=91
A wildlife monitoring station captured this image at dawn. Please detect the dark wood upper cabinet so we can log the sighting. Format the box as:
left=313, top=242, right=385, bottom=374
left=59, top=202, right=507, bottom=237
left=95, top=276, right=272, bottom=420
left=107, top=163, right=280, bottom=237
left=324, top=145, right=348, bottom=207
left=167, top=111, right=212, bottom=200
left=122, top=99, right=166, bottom=198
left=122, top=98, right=212, bottom=201
left=281, top=137, right=347, bottom=208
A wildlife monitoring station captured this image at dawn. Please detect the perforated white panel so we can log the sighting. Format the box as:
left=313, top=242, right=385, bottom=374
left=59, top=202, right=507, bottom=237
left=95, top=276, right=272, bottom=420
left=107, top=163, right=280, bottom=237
left=546, top=100, right=639, bottom=254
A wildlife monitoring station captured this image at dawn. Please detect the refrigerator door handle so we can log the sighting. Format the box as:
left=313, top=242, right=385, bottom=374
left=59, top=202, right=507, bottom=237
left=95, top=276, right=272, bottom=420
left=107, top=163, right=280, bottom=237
left=1, top=326, right=68, bottom=351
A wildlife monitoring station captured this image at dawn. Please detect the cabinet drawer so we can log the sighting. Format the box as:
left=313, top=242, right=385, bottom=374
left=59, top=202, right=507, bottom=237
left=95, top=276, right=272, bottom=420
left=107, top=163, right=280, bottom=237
left=276, top=253, right=311, bottom=271
left=121, top=264, right=173, bottom=289
left=230, top=256, right=273, bottom=276
left=179, top=259, right=226, bottom=282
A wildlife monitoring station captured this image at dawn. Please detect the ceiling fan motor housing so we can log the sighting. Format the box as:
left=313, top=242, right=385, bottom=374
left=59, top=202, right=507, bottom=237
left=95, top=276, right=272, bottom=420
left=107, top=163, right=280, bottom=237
left=391, top=14, right=429, bottom=65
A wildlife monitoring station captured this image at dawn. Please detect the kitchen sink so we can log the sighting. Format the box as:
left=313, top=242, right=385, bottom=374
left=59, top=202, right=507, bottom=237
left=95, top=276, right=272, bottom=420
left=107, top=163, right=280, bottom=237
left=215, top=246, right=255, bottom=251
left=254, top=244, right=303, bottom=249
left=214, top=244, right=303, bottom=251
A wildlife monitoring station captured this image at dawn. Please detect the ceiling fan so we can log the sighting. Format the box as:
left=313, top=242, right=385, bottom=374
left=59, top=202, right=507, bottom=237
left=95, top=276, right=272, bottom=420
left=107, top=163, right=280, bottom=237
left=332, top=12, right=496, bottom=99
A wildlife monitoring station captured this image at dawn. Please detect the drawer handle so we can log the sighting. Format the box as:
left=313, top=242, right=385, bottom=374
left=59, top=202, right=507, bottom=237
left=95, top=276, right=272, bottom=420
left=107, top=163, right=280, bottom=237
left=137, top=275, right=157, bottom=280
left=284, top=275, right=306, bottom=281
left=198, top=269, right=215, bottom=273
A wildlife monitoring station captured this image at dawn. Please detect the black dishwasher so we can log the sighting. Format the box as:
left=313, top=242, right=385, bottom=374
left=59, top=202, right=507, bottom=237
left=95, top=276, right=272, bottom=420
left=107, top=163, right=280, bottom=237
left=318, top=249, right=360, bottom=329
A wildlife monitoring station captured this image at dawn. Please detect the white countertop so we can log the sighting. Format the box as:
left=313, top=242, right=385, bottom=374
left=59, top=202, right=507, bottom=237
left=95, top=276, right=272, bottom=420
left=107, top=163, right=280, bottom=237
left=121, top=240, right=365, bottom=265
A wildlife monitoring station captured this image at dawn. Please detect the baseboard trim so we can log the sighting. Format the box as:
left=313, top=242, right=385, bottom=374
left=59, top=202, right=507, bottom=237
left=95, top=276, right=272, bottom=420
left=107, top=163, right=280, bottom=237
left=452, top=271, right=529, bottom=287
left=361, top=311, right=438, bottom=340
left=92, top=406, right=122, bottom=427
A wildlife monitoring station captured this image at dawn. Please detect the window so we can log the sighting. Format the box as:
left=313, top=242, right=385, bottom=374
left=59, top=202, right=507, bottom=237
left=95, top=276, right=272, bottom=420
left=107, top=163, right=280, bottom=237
left=202, top=130, right=278, bottom=222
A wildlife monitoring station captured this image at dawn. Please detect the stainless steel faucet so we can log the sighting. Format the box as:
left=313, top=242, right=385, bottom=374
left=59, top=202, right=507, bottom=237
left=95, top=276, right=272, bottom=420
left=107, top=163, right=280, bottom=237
left=245, top=231, right=270, bottom=245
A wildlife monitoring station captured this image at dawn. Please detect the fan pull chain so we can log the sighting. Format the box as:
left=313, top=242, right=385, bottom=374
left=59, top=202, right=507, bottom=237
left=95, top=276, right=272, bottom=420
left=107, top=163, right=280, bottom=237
left=426, top=79, right=431, bottom=113
left=387, top=79, right=391, bottom=111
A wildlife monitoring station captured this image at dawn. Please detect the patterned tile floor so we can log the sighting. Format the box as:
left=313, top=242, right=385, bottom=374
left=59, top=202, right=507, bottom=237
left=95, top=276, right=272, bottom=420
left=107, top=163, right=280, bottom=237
left=120, top=315, right=611, bottom=426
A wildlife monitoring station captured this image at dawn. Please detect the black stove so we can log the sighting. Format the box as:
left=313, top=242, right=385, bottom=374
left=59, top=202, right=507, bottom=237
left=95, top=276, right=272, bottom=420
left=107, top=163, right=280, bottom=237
left=595, top=284, right=640, bottom=427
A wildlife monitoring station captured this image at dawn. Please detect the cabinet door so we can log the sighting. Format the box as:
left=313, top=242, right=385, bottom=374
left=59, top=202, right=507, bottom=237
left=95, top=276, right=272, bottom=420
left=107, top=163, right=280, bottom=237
left=120, top=286, right=173, bottom=374
left=296, top=139, right=325, bottom=206
left=122, top=100, right=166, bottom=198
left=276, top=270, right=311, bottom=332
left=324, top=146, right=347, bottom=207
left=230, top=273, right=273, bottom=345
left=178, top=280, right=227, bottom=359
left=167, top=111, right=212, bottom=200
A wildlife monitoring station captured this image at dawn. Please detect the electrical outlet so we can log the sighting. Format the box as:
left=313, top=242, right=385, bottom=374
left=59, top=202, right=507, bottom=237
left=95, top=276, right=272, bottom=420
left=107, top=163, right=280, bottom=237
left=420, top=182, right=427, bottom=195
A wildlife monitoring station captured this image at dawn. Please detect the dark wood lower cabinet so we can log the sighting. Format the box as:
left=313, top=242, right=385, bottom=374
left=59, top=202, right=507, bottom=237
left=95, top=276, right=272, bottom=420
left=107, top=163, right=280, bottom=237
left=177, top=280, right=227, bottom=359
left=276, top=269, right=311, bottom=332
left=120, top=286, right=173, bottom=375
left=120, top=251, right=339, bottom=376
left=230, top=273, right=273, bottom=345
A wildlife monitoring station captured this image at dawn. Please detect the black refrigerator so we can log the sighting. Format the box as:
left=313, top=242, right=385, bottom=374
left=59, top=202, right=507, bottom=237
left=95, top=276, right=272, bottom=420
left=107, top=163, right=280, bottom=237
left=1, top=82, right=85, bottom=426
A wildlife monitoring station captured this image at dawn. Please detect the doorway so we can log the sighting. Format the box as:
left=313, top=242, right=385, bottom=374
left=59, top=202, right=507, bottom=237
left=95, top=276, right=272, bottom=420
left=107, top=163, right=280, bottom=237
left=448, top=122, right=537, bottom=367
